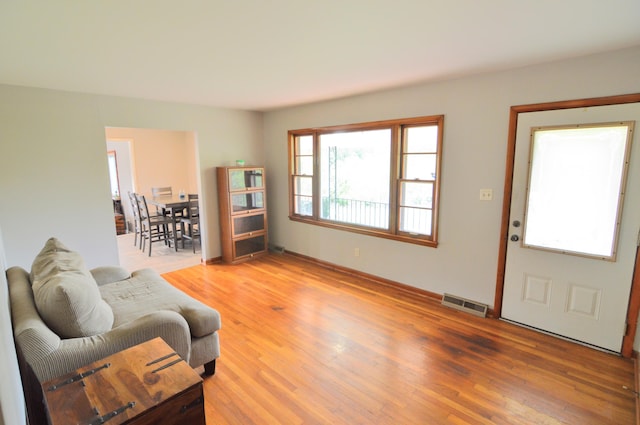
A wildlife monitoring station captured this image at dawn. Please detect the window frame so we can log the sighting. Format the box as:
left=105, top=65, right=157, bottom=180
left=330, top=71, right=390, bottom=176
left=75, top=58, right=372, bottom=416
left=521, top=121, right=634, bottom=261
left=288, top=115, right=444, bottom=247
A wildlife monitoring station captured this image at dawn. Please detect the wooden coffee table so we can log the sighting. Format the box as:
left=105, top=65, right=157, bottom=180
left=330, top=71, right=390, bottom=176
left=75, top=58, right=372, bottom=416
left=42, top=337, right=205, bottom=425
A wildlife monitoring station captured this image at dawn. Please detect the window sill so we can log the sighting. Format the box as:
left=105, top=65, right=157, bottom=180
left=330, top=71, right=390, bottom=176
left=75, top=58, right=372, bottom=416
left=289, top=215, right=438, bottom=248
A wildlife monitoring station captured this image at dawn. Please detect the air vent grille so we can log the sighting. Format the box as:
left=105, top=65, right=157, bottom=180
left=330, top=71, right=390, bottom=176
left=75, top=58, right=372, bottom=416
left=269, top=245, right=285, bottom=255
left=442, top=293, right=488, bottom=317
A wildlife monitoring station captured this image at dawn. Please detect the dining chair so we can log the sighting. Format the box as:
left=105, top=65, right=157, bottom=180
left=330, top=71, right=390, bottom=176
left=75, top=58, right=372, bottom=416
left=180, top=194, right=200, bottom=253
left=150, top=186, right=173, bottom=216
left=135, top=193, right=173, bottom=256
left=150, top=186, right=185, bottom=239
left=127, top=191, right=142, bottom=250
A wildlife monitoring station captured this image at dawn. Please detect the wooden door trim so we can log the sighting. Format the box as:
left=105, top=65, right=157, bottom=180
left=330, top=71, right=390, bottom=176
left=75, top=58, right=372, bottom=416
left=494, top=93, right=640, bottom=357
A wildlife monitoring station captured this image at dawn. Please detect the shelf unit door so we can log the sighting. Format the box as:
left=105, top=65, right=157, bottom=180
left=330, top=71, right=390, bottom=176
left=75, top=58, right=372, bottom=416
left=232, top=213, right=265, bottom=238
left=233, top=234, right=267, bottom=259
left=228, top=168, right=264, bottom=191
left=230, top=191, right=265, bottom=214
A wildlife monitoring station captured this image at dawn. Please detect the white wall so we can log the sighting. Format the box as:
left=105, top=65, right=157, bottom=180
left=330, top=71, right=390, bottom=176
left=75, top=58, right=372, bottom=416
left=0, top=85, right=263, bottom=269
left=263, top=47, right=640, bottom=314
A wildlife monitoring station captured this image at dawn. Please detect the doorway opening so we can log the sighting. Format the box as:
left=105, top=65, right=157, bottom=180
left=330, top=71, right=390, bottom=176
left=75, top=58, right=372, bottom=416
left=105, top=127, right=203, bottom=274
left=494, top=93, right=640, bottom=357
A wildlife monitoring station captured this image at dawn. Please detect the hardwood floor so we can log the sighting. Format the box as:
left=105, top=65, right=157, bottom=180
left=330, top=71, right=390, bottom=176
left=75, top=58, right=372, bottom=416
left=162, top=254, right=637, bottom=425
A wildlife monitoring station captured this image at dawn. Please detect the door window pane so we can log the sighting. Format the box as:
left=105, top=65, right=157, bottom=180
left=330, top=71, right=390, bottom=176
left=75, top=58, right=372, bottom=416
left=523, top=123, right=633, bottom=259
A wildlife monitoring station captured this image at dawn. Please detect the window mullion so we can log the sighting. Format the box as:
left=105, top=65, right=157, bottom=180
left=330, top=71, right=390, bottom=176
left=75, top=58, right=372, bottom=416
left=389, top=125, right=401, bottom=234
left=312, top=131, right=320, bottom=220
left=288, top=133, right=296, bottom=217
left=429, top=181, right=436, bottom=236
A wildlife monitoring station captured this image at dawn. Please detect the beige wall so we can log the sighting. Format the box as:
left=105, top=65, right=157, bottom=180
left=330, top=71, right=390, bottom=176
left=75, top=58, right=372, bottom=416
left=106, top=127, right=197, bottom=197
left=0, top=86, right=263, bottom=268
left=106, top=127, right=199, bottom=232
left=0, top=92, right=262, bottom=422
left=263, top=46, right=640, bottom=344
left=1, top=50, right=639, bottom=425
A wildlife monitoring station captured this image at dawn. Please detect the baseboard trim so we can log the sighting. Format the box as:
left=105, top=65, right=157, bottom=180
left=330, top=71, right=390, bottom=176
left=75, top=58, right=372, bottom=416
left=205, top=256, right=222, bottom=265
left=284, top=250, right=496, bottom=318
left=631, top=350, right=640, bottom=425
left=634, top=352, right=640, bottom=425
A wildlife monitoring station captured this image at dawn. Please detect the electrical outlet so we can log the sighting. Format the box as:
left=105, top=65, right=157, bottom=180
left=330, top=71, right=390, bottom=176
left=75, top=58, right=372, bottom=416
left=354, top=248, right=360, bottom=257
left=479, top=189, right=493, bottom=201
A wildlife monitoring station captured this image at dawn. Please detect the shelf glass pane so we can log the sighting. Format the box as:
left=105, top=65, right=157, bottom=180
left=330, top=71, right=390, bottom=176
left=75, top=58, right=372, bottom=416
left=231, top=191, right=265, bottom=213
left=229, top=169, right=264, bottom=191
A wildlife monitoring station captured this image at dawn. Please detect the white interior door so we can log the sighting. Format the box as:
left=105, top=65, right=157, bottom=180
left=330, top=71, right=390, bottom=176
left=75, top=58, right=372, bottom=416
left=502, top=103, right=640, bottom=352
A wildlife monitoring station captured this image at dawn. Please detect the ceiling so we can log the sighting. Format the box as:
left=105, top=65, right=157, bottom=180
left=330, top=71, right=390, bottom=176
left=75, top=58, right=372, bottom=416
left=1, top=1, right=639, bottom=111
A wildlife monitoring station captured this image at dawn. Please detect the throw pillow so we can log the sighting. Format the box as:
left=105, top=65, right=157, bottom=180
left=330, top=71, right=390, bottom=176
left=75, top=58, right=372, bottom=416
left=30, top=237, right=114, bottom=338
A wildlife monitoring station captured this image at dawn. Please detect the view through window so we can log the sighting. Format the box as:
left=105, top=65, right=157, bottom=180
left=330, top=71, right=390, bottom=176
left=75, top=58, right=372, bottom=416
left=320, top=129, right=391, bottom=229
left=523, top=122, right=634, bottom=259
left=289, top=115, right=443, bottom=246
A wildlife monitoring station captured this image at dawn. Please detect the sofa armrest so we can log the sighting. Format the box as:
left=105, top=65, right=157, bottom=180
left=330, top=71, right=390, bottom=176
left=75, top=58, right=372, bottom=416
left=101, top=310, right=192, bottom=360
left=90, top=266, right=131, bottom=286
left=26, top=311, right=192, bottom=382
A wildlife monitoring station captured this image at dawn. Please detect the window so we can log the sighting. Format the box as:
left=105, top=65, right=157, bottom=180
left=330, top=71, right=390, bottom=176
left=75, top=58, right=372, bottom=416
left=107, top=150, right=120, bottom=198
left=288, top=115, right=443, bottom=246
left=523, top=122, right=633, bottom=260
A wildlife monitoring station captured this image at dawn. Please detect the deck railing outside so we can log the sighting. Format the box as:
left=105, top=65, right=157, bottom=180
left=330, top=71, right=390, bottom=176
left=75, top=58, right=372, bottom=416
left=321, top=197, right=431, bottom=235
left=322, top=197, right=389, bottom=229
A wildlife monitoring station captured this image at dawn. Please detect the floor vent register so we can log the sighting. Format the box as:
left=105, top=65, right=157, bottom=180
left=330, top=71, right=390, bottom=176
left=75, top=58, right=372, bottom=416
left=441, top=293, right=488, bottom=318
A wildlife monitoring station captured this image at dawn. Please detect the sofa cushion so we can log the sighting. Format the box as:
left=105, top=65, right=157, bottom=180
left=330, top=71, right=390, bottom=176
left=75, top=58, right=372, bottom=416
left=90, top=266, right=131, bottom=286
left=100, top=268, right=220, bottom=338
left=30, top=238, right=114, bottom=338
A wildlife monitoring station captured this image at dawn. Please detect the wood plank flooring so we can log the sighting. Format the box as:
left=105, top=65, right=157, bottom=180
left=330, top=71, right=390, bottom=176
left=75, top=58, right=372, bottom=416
left=162, top=254, right=637, bottom=425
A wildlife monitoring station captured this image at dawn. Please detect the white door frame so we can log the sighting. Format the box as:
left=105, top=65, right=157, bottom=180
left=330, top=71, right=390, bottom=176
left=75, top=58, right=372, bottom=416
left=494, top=93, right=640, bottom=357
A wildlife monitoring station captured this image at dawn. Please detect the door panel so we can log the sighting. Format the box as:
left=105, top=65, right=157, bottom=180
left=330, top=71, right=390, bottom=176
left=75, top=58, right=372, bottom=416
left=502, top=103, right=640, bottom=352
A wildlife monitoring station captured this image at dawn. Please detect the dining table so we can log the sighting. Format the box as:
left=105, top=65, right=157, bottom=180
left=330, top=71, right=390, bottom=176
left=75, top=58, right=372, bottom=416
left=147, top=195, right=190, bottom=250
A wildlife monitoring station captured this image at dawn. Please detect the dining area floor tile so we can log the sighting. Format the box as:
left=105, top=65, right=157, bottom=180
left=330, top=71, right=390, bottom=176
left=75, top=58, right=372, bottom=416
left=117, top=232, right=201, bottom=274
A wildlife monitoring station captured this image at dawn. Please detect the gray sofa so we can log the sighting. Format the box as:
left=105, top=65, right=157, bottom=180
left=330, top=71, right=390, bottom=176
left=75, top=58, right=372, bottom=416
left=7, top=238, right=221, bottom=384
